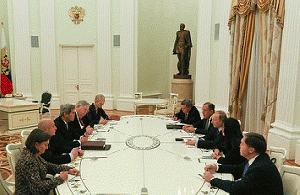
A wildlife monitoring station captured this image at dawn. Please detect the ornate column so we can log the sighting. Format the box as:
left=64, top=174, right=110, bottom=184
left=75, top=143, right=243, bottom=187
left=216, top=0, right=231, bottom=112
left=40, top=0, right=59, bottom=108
left=194, top=0, right=212, bottom=108
left=195, top=0, right=231, bottom=111
left=267, top=1, right=300, bottom=159
left=117, top=0, right=136, bottom=111
left=10, top=0, right=33, bottom=100
left=97, top=0, right=113, bottom=109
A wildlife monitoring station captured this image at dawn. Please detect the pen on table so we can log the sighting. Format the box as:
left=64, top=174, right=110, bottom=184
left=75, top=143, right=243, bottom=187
left=68, top=175, right=80, bottom=182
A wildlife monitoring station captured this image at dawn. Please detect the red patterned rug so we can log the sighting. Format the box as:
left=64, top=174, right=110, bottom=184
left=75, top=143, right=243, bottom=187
left=0, top=134, right=21, bottom=179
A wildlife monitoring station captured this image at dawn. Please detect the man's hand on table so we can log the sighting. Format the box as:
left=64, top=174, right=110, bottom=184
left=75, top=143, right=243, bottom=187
left=86, top=126, right=93, bottom=135
left=185, top=140, right=196, bottom=146
left=80, top=135, right=88, bottom=144
left=184, top=126, right=196, bottom=133
left=100, top=118, right=108, bottom=124
left=203, top=171, right=214, bottom=182
left=68, top=168, right=80, bottom=176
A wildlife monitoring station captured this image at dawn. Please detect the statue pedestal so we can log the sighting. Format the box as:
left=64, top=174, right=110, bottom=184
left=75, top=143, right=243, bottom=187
left=171, top=77, right=193, bottom=102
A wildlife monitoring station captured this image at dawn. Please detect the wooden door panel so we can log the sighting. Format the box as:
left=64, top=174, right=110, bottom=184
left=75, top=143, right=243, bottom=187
left=78, top=47, right=96, bottom=103
left=62, top=47, right=79, bottom=104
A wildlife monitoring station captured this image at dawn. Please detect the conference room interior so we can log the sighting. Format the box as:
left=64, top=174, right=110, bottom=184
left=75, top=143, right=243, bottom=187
left=1, top=0, right=300, bottom=193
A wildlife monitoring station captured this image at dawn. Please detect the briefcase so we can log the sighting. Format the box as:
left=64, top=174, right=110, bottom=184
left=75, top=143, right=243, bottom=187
left=81, top=141, right=106, bottom=150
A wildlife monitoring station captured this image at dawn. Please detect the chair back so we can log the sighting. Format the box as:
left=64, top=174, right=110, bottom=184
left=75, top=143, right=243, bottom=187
left=169, top=93, right=178, bottom=100
left=0, top=172, right=13, bottom=195
left=40, top=92, right=52, bottom=114
left=41, top=92, right=52, bottom=105
left=168, top=93, right=178, bottom=110
left=134, top=92, right=143, bottom=100
left=242, top=131, right=249, bottom=136
left=6, top=143, right=22, bottom=178
left=280, top=165, right=300, bottom=195
left=269, top=146, right=287, bottom=170
left=154, top=93, right=178, bottom=117
left=21, top=130, right=31, bottom=148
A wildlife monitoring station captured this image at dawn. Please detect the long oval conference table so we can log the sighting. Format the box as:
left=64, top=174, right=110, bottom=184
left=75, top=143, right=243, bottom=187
left=56, top=115, right=232, bottom=195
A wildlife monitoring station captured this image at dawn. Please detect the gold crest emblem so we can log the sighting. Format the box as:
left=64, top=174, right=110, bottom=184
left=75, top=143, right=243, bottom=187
left=69, top=6, right=85, bottom=24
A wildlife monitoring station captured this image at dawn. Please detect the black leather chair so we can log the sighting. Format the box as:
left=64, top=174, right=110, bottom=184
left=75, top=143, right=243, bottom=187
left=40, top=92, right=52, bottom=114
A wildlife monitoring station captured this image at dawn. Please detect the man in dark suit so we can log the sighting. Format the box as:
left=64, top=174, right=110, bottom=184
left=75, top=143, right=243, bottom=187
left=69, top=100, right=93, bottom=137
left=50, top=104, right=88, bottom=155
left=39, top=118, right=84, bottom=164
left=183, top=102, right=215, bottom=135
left=203, top=132, right=284, bottom=195
left=185, top=110, right=227, bottom=149
left=173, top=99, right=201, bottom=126
left=88, top=94, right=109, bottom=125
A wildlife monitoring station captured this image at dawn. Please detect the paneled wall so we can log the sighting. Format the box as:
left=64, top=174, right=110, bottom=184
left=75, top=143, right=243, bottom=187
left=194, top=0, right=231, bottom=111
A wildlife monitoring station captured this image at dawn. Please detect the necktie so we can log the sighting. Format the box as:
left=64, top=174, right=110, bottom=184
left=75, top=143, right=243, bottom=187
left=242, top=162, right=249, bottom=177
left=205, top=120, right=210, bottom=130
left=79, top=118, right=84, bottom=126
left=66, top=123, right=69, bottom=130
left=185, top=113, right=188, bottom=120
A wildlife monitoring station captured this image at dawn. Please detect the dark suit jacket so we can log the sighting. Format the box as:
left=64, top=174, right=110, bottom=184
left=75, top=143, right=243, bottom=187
left=215, top=136, right=246, bottom=165
left=216, top=145, right=246, bottom=165
left=69, top=112, right=93, bottom=136
left=197, top=130, right=223, bottom=149
left=174, top=106, right=201, bottom=126
left=194, top=118, right=213, bottom=135
left=50, top=117, right=80, bottom=155
left=87, top=103, right=108, bottom=125
left=211, top=153, right=284, bottom=195
left=40, top=140, right=71, bottom=165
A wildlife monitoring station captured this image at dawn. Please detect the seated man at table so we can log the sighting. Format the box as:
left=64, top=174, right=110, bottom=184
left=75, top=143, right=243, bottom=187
left=69, top=100, right=93, bottom=136
left=39, top=118, right=84, bottom=164
left=87, top=94, right=111, bottom=125
left=173, top=99, right=201, bottom=126
left=203, top=132, right=284, bottom=195
left=186, top=110, right=226, bottom=149
left=183, top=102, right=215, bottom=135
left=50, top=104, right=88, bottom=155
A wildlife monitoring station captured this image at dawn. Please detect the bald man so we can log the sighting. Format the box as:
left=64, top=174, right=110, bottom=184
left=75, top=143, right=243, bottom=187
left=39, top=118, right=84, bottom=164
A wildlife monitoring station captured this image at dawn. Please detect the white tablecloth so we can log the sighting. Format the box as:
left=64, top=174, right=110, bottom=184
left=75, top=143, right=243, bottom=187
left=56, top=115, right=232, bottom=195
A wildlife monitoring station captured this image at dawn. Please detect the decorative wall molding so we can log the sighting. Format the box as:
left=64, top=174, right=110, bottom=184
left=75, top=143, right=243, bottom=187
left=268, top=128, right=300, bottom=159
left=194, top=0, right=212, bottom=107
left=117, top=0, right=135, bottom=111
left=97, top=0, right=113, bottom=109
left=102, top=94, right=114, bottom=110
left=11, top=0, right=33, bottom=100
left=40, top=0, right=60, bottom=109
left=216, top=0, right=231, bottom=110
left=267, top=0, right=300, bottom=159
left=117, top=96, right=135, bottom=112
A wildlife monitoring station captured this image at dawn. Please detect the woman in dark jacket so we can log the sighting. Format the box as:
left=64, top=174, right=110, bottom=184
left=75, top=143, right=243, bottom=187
left=15, top=129, right=80, bottom=195
left=211, top=117, right=246, bottom=165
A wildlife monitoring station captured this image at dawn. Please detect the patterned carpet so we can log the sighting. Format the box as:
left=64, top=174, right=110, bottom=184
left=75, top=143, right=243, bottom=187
left=0, top=134, right=21, bottom=179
